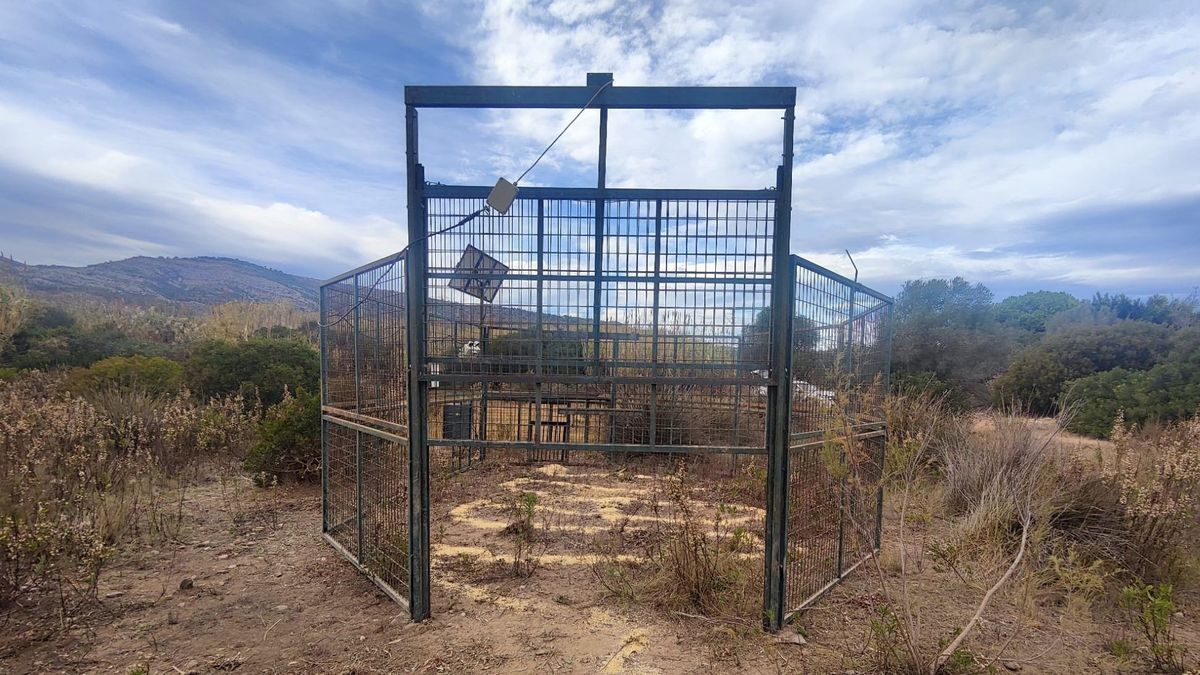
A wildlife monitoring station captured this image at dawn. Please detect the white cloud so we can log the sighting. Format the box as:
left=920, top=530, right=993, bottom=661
left=432, top=0, right=1200, bottom=294
left=0, top=0, right=1197, bottom=296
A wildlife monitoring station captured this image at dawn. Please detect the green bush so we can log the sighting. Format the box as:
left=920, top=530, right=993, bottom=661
left=1, top=303, right=170, bottom=371
left=244, top=388, right=320, bottom=481
left=1065, top=362, right=1195, bottom=437
left=184, top=337, right=318, bottom=407
left=65, top=355, right=182, bottom=395
left=1063, top=329, right=1200, bottom=437
left=991, top=322, right=1172, bottom=415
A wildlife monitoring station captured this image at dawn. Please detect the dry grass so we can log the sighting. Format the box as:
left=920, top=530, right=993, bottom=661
left=0, top=372, right=259, bottom=612
left=591, top=463, right=760, bottom=620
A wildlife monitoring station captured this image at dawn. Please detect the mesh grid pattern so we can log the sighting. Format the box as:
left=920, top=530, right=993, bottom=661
left=321, top=252, right=411, bottom=603
left=420, top=195, right=774, bottom=452
left=320, top=196, right=893, bottom=621
left=784, top=257, right=891, bottom=612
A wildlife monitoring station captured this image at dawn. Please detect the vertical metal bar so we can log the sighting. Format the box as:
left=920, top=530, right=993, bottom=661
left=535, top=199, right=544, bottom=446
left=319, top=286, right=329, bottom=533
left=354, top=276, right=364, bottom=563
left=404, top=104, right=431, bottom=622
left=836, top=288, right=854, bottom=577
left=762, top=105, right=795, bottom=632
left=592, top=103, right=608, bottom=387
left=877, top=301, right=894, bottom=549
left=609, top=338, right=620, bottom=443
left=649, top=199, right=661, bottom=446
left=479, top=324, right=489, bottom=445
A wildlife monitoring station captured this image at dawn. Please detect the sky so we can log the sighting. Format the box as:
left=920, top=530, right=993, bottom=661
left=0, top=0, right=1197, bottom=298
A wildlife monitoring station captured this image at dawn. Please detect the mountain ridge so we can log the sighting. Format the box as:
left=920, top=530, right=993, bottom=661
left=0, top=255, right=322, bottom=311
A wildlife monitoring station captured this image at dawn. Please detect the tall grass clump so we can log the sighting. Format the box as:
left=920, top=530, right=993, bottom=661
left=941, top=412, right=1063, bottom=543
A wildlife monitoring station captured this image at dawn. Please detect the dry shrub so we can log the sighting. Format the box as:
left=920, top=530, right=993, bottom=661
left=885, top=385, right=962, bottom=478
left=592, top=463, right=759, bottom=618
left=1100, top=412, right=1200, bottom=583
left=0, top=372, right=259, bottom=610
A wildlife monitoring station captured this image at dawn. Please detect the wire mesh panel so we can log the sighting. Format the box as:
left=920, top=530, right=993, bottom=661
left=419, top=192, right=775, bottom=455
left=785, top=255, right=892, bottom=614
left=320, top=251, right=412, bottom=608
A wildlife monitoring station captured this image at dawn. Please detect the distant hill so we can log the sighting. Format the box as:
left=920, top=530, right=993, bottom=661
left=0, top=256, right=321, bottom=311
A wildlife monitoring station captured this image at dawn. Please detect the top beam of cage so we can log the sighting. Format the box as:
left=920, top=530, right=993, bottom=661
left=793, top=255, right=894, bottom=305
left=423, top=184, right=778, bottom=201
left=404, top=82, right=796, bottom=110
left=321, top=249, right=407, bottom=287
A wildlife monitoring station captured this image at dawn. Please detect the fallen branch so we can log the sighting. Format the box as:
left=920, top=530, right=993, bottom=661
left=932, top=508, right=1031, bottom=674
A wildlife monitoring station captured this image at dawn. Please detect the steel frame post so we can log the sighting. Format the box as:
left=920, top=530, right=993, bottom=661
left=404, top=105, right=431, bottom=621
left=535, top=199, right=545, bottom=448
left=649, top=199, right=662, bottom=446
left=762, top=106, right=796, bottom=631
left=877, top=302, right=894, bottom=549
left=591, top=74, right=611, bottom=395
left=319, top=287, right=329, bottom=534
left=354, top=275, right=364, bottom=563
left=836, top=289, right=856, bottom=577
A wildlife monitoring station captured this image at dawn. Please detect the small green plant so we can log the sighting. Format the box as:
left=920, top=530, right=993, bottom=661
left=1049, top=545, right=1108, bottom=611
left=503, top=491, right=540, bottom=577
left=867, top=604, right=906, bottom=672
left=1105, top=638, right=1133, bottom=661
left=1120, top=580, right=1185, bottom=673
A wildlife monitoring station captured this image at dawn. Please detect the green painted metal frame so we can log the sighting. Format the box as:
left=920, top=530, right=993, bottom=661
left=319, top=73, right=891, bottom=631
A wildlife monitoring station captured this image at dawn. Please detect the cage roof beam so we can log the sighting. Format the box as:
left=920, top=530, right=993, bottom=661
left=405, top=79, right=796, bottom=110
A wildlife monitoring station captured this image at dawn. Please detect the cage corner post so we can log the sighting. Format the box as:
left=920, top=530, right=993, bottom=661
left=762, top=105, right=797, bottom=632
left=404, top=101, right=432, bottom=623
left=319, top=284, right=329, bottom=535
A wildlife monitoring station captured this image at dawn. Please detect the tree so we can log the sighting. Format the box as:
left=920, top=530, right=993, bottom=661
left=994, top=291, right=1080, bottom=333
left=1, top=303, right=170, bottom=370
left=183, top=337, right=319, bottom=407
left=1048, top=293, right=1198, bottom=331
left=891, top=277, right=1018, bottom=405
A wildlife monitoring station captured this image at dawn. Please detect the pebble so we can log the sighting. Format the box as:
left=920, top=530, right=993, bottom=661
left=274, top=604, right=289, bottom=612
left=179, top=578, right=194, bottom=590
left=104, top=591, right=124, bottom=599
left=1004, top=662, right=1022, bottom=672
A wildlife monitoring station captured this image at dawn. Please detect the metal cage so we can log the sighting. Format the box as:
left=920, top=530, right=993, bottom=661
left=319, top=74, right=892, bottom=630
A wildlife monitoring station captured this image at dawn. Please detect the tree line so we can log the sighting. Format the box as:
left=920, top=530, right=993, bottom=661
left=892, top=279, right=1199, bottom=436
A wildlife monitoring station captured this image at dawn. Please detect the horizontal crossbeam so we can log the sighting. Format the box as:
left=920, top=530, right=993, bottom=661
left=405, top=84, right=795, bottom=110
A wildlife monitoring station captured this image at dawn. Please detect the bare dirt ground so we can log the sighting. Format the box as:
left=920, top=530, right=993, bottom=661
left=3, top=440, right=1195, bottom=674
